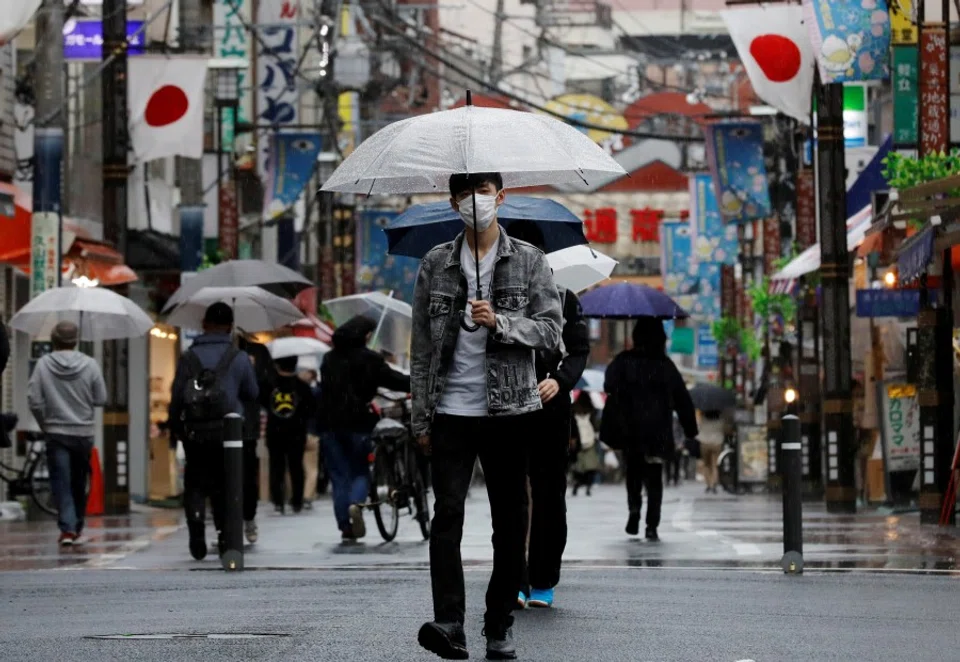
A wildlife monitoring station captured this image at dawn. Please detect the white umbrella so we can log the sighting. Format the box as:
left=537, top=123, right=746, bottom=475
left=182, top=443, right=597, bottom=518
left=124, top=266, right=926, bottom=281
left=9, top=286, right=153, bottom=340
left=267, top=336, right=331, bottom=360
left=323, top=291, right=413, bottom=358
left=166, top=286, right=304, bottom=333
left=548, top=245, right=617, bottom=293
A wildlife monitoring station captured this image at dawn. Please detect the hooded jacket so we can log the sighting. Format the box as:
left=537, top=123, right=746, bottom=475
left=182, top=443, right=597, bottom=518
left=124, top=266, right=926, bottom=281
left=320, top=316, right=410, bottom=433
left=28, top=350, right=107, bottom=437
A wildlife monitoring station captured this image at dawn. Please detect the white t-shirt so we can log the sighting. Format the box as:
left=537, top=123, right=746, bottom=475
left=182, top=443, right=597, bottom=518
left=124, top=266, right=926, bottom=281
left=436, top=237, right=498, bottom=417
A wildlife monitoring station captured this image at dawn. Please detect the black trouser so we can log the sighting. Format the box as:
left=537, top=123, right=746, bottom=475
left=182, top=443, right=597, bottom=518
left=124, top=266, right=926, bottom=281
left=625, top=451, right=664, bottom=530
left=430, top=414, right=530, bottom=630
left=663, top=450, right=680, bottom=486
left=183, top=440, right=225, bottom=533
left=243, top=438, right=258, bottom=521
left=267, top=437, right=306, bottom=510
left=521, top=401, right=570, bottom=594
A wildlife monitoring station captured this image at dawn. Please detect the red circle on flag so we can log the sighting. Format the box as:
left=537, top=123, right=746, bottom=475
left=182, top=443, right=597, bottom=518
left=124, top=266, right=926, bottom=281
left=749, top=35, right=802, bottom=83
left=144, top=85, right=189, bottom=127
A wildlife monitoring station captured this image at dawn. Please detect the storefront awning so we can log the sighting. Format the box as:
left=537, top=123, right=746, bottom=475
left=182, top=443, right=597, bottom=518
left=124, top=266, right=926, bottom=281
left=771, top=205, right=873, bottom=281
left=64, top=240, right=138, bottom=286
left=896, top=225, right=936, bottom=283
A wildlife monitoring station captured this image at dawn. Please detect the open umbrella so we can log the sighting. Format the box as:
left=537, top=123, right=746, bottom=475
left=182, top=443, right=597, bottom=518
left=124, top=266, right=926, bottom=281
left=580, top=282, right=689, bottom=320
left=385, top=196, right=587, bottom=259
left=688, top=383, right=736, bottom=412
left=323, top=291, right=412, bottom=358
left=267, top=336, right=331, bottom=360
left=548, top=245, right=617, bottom=293
left=323, top=91, right=625, bottom=333
left=161, top=260, right=311, bottom=314
left=166, top=286, right=304, bottom=332
left=10, top=286, right=153, bottom=340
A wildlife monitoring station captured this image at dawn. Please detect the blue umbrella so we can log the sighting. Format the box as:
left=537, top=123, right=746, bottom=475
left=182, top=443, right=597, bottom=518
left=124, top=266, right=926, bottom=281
left=385, top=196, right=587, bottom=259
left=579, top=282, right=689, bottom=320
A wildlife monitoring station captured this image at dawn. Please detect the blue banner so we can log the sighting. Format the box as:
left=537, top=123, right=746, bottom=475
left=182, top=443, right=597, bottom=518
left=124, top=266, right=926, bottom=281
left=690, top=262, right=722, bottom=321
left=660, top=220, right=697, bottom=296
left=33, top=127, right=63, bottom=214
left=856, top=289, right=922, bottom=318
left=277, top=215, right=299, bottom=271
left=704, top=121, right=773, bottom=224
left=804, top=0, right=891, bottom=83
left=63, top=20, right=145, bottom=60
left=697, top=325, right=719, bottom=369
left=264, top=133, right=322, bottom=219
left=356, top=210, right=419, bottom=303
left=179, top=205, right=205, bottom=272
left=690, top=173, right=738, bottom=265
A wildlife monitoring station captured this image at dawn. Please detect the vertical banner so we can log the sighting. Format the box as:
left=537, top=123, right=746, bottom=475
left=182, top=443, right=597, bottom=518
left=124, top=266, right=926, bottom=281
left=217, top=177, right=239, bottom=259
left=918, top=28, right=949, bottom=157
left=763, top=215, right=781, bottom=275
left=276, top=215, right=299, bottom=271
left=179, top=205, right=205, bottom=272
left=256, top=0, right=300, bottom=180
left=356, top=210, right=419, bottom=302
left=888, top=0, right=917, bottom=44
left=263, top=132, right=322, bottom=219
left=213, top=0, right=253, bottom=127
left=659, top=220, right=696, bottom=296
left=30, top=127, right=63, bottom=297
left=803, top=0, right=892, bottom=83
left=880, top=382, right=920, bottom=471
left=690, top=173, right=738, bottom=265
left=892, top=46, right=919, bottom=146
left=697, top=325, right=719, bottom=369
left=704, top=121, right=773, bottom=225
left=795, top=168, right=817, bottom=250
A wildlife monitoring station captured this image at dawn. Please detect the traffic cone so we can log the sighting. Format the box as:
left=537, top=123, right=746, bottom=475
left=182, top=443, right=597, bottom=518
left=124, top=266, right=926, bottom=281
left=87, top=447, right=105, bottom=516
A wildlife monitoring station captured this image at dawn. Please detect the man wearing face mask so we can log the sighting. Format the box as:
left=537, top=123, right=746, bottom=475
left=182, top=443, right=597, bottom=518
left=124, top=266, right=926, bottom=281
left=412, top=172, right=563, bottom=661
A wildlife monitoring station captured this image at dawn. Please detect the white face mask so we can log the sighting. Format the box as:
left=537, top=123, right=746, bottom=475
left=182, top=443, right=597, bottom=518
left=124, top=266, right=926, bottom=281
left=457, top=193, right=499, bottom=232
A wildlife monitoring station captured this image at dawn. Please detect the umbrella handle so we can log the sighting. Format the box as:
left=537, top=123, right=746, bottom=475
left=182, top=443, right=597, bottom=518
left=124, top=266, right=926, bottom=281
left=460, top=312, right=480, bottom=332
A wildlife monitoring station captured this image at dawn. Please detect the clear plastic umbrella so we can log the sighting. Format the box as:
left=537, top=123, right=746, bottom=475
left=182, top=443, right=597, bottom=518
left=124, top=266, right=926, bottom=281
left=267, top=336, right=331, bottom=359
left=165, top=286, right=304, bottom=333
left=323, top=291, right=412, bottom=358
left=548, top=245, right=618, bottom=293
left=9, top=286, right=153, bottom=340
left=161, top=259, right=311, bottom=314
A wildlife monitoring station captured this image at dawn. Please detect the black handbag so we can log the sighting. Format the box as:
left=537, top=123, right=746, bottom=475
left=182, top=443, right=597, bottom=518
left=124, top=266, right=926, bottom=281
left=599, top=394, right=628, bottom=450
left=684, top=437, right=701, bottom=459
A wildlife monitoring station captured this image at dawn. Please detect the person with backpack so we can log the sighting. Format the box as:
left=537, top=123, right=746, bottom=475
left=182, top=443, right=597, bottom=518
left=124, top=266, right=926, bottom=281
left=319, top=315, right=410, bottom=540
left=168, top=302, right=258, bottom=561
left=263, top=355, right=316, bottom=514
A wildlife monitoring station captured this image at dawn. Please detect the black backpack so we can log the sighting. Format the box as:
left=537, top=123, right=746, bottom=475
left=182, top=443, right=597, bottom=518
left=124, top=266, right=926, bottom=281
left=180, top=346, right=239, bottom=441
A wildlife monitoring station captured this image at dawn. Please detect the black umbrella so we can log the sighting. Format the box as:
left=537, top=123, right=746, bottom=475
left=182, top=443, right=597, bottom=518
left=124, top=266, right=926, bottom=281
left=689, top=383, right=736, bottom=412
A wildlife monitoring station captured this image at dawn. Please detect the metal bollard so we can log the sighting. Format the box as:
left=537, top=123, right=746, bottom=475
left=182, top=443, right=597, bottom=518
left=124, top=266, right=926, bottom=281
left=221, top=413, right=244, bottom=572
left=780, top=414, right=803, bottom=574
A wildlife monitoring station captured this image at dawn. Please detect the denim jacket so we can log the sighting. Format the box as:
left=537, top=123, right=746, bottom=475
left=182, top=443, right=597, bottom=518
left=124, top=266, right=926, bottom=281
left=410, top=229, right=563, bottom=437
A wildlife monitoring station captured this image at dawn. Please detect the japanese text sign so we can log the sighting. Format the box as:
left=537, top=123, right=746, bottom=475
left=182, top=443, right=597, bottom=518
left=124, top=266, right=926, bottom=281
left=919, top=28, right=948, bottom=157
left=584, top=208, right=617, bottom=243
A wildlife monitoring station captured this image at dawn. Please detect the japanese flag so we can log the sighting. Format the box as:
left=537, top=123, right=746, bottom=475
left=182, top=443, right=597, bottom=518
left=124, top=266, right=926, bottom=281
left=128, top=57, right=209, bottom=163
left=722, top=5, right=816, bottom=124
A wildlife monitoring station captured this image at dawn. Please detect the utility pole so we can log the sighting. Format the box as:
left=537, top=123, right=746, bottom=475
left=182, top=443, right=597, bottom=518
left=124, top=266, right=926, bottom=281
left=489, top=0, right=505, bottom=84
left=178, top=0, right=206, bottom=257
left=101, top=0, right=130, bottom=515
left=815, top=80, right=856, bottom=514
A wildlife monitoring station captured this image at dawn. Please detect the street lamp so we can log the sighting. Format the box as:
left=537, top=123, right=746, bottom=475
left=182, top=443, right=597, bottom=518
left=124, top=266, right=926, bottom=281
left=210, top=58, right=246, bottom=261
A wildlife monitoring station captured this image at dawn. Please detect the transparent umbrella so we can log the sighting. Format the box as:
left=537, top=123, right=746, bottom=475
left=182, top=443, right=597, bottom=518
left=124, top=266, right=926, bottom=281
left=165, top=286, right=304, bottom=333
left=548, top=245, right=617, bottom=293
left=323, top=291, right=412, bottom=358
left=267, top=336, right=331, bottom=360
left=9, top=286, right=153, bottom=340
left=161, top=260, right=311, bottom=314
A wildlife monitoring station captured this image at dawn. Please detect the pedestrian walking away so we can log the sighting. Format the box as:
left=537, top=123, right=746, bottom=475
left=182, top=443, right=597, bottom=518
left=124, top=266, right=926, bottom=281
left=239, top=336, right=274, bottom=543
left=507, top=220, right=589, bottom=611
left=27, top=321, right=106, bottom=547
left=263, top=355, right=316, bottom=514
left=319, top=315, right=410, bottom=541
left=300, top=367, right=323, bottom=507
left=412, top=173, right=563, bottom=661
left=168, top=303, right=259, bottom=561
left=602, top=319, right=698, bottom=542
left=570, top=393, right=601, bottom=497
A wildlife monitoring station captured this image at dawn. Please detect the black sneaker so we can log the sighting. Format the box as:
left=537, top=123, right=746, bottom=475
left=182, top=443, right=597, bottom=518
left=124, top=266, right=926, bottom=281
left=484, top=624, right=517, bottom=660
left=625, top=512, right=640, bottom=536
left=645, top=527, right=660, bottom=542
left=418, top=622, right=468, bottom=660
left=188, top=521, right=207, bottom=561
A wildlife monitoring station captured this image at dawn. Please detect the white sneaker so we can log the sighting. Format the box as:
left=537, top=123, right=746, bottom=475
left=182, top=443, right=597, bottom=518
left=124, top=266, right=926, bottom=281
left=348, top=504, right=366, bottom=539
left=244, top=520, right=258, bottom=544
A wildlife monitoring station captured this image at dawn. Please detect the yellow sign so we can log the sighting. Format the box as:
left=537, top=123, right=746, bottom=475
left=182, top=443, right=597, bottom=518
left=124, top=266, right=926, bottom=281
left=887, top=383, right=917, bottom=399
left=541, top=94, right=628, bottom=145
left=889, top=0, right=917, bottom=44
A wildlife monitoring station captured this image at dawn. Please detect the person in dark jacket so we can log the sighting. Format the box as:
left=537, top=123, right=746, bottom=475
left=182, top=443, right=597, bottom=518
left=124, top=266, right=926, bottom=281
left=508, top=220, right=589, bottom=610
left=238, top=336, right=274, bottom=544
left=604, top=318, right=697, bottom=541
left=169, top=303, right=259, bottom=560
left=263, top=355, right=316, bottom=514
left=319, top=315, right=410, bottom=540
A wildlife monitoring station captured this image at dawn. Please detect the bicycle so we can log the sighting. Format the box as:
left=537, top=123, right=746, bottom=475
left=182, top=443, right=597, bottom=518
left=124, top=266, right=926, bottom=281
left=0, top=416, right=57, bottom=516
left=366, top=393, right=431, bottom=542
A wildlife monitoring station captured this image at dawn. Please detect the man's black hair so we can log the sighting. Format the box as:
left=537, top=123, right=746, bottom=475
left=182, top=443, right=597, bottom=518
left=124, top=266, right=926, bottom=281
left=506, top=220, right=545, bottom=250
left=275, top=356, right=299, bottom=373
left=448, top=172, right=503, bottom=198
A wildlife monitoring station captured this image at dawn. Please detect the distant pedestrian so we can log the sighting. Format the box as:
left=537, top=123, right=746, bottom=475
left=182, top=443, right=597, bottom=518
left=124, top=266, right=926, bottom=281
left=603, top=318, right=698, bottom=541
left=27, top=321, right=106, bottom=546
left=570, top=393, right=601, bottom=496
left=299, top=367, right=322, bottom=508
left=319, top=316, right=410, bottom=540
left=169, top=303, right=258, bottom=560
left=263, top=356, right=316, bottom=514
left=698, top=409, right=728, bottom=494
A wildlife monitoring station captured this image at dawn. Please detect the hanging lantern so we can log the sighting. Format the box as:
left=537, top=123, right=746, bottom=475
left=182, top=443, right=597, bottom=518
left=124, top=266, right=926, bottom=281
left=0, top=0, right=41, bottom=46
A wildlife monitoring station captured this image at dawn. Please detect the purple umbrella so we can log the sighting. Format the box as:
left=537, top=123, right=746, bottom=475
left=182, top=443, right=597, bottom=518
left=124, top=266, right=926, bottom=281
left=579, top=282, right=689, bottom=320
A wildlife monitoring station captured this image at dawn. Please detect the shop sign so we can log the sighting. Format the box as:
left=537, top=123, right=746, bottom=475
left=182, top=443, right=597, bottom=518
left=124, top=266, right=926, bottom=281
left=889, top=0, right=917, bottom=44
left=630, top=208, right=663, bottom=242
left=762, top=216, right=781, bottom=275
left=737, top=423, right=769, bottom=483
left=892, top=46, right=918, bottom=146
left=918, top=28, right=949, bottom=157
left=63, top=19, right=145, bottom=60
left=843, top=85, right=868, bottom=148
left=881, top=382, right=920, bottom=471
left=255, top=0, right=299, bottom=177
left=795, top=168, right=816, bottom=250
left=583, top=208, right=617, bottom=243
left=855, top=289, right=921, bottom=317
left=697, top=325, right=718, bottom=369
left=218, top=181, right=239, bottom=260
left=30, top=212, right=59, bottom=296
left=213, top=0, right=252, bottom=125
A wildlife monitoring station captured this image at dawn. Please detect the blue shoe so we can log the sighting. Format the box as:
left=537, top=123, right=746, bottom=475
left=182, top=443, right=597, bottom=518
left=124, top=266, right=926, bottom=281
left=517, top=591, right=528, bottom=609
left=527, top=587, right=554, bottom=608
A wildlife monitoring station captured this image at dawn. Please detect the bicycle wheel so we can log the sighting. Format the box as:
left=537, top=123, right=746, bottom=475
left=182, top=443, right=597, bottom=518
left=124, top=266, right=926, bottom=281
left=370, top=449, right=399, bottom=542
left=411, top=454, right=431, bottom=541
left=717, top=447, right=738, bottom=495
left=27, top=452, right=57, bottom=517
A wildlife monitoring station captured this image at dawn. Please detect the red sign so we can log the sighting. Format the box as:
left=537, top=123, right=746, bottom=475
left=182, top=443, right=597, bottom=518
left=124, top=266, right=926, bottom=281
left=217, top=182, right=239, bottom=259
left=584, top=208, right=617, bottom=243
left=919, top=28, right=949, bottom=157
left=795, top=169, right=816, bottom=251
left=630, top=208, right=663, bottom=242
left=721, top=264, right=736, bottom=317
left=763, top=216, right=781, bottom=275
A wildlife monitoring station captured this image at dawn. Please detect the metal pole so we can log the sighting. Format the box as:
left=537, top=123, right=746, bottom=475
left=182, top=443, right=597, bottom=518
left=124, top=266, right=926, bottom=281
left=178, top=0, right=205, bottom=212
left=781, top=414, right=803, bottom=574
left=221, top=413, right=244, bottom=571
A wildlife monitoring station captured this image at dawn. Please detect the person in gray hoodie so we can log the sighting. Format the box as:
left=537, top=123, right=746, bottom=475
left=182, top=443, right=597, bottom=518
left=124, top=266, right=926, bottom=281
left=27, top=320, right=106, bottom=546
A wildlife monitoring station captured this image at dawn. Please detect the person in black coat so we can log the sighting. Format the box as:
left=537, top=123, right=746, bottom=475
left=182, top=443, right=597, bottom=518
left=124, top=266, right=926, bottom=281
left=237, top=336, right=276, bottom=544
left=319, top=315, right=410, bottom=540
left=604, top=318, right=697, bottom=541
